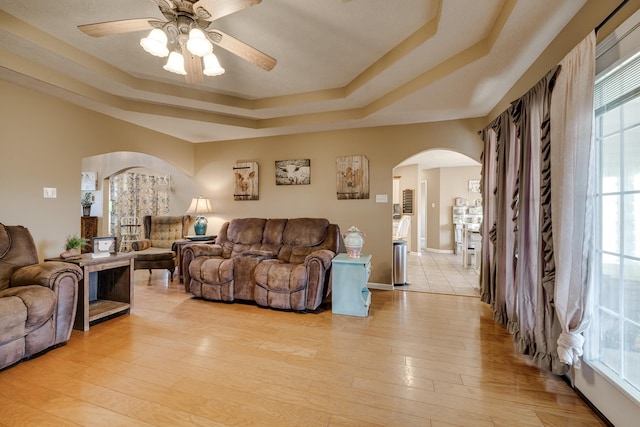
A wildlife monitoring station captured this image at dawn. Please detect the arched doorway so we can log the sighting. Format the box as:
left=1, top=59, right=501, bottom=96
left=392, top=149, right=481, bottom=295
left=81, top=151, right=202, bottom=240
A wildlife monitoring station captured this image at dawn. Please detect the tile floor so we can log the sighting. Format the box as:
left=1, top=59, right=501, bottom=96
left=396, top=250, right=480, bottom=296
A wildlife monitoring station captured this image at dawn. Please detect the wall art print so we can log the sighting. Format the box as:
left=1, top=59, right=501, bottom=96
left=81, top=171, right=97, bottom=191
left=336, top=155, right=369, bottom=200
left=275, top=159, right=310, bottom=185
left=234, top=161, right=259, bottom=200
left=468, top=179, right=480, bottom=193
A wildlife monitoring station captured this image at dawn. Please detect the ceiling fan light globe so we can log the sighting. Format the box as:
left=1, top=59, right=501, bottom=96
left=140, top=29, right=169, bottom=57
left=187, top=28, right=213, bottom=57
left=203, top=53, right=225, bottom=77
left=163, top=51, right=187, bottom=75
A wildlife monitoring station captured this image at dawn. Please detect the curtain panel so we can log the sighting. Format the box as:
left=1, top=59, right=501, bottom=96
left=479, top=32, right=595, bottom=373
left=549, top=32, right=596, bottom=368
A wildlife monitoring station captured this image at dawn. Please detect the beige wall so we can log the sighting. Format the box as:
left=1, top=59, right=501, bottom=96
left=0, top=78, right=483, bottom=282
left=192, top=122, right=483, bottom=284
left=0, top=80, right=195, bottom=259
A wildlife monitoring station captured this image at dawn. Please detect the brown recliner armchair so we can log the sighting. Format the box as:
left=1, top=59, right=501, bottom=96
left=131, top=215, right=191, bottom=280
left=0, top=224, right=82, bottom=370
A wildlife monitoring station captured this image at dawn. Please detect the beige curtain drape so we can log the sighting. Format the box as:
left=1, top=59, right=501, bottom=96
left=550, top=32, right=596, bottom=367
left=479, top=32, right=596, bottom=373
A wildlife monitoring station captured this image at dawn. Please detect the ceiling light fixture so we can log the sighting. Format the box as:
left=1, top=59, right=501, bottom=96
left=140, top=21, right=225, bottom=79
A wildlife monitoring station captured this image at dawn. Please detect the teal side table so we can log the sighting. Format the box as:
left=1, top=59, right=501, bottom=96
left=331, top=253, right=372, bottom=317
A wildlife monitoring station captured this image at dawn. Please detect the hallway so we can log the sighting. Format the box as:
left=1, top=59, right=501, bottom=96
left=399, top=251, right=480, bottom=296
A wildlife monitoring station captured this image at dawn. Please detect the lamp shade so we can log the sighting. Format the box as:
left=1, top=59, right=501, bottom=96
left=140, top=29, right=169, bottom=57
left=186, top=28, right=213, bottom=57
left=203, top=52, right=225, bottom=76
left=187, top=196, right=213, bottom=215
left=163, top=51, right=187, bottom=75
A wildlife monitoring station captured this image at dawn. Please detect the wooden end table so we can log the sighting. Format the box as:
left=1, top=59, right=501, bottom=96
left=46, top=253, right=135, bottom=331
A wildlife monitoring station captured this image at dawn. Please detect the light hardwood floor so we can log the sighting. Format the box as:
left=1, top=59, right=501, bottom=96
left=0, top=271, right=604, bottom=426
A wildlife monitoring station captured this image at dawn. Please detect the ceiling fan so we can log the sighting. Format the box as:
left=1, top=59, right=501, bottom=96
left=78, top=0, right=276, bottom=84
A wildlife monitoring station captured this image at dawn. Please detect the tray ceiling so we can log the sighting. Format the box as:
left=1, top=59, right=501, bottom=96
left=0, top=0, right=586, bottom=143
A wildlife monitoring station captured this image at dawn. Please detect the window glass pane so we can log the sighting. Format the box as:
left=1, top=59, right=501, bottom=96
left=603, top=106, right=621, bottom=136
left=623, top=126, right=640, bottom=192
left=624, top=193, right=640, bottom=258
left=623, top=321, right=640, bottom=390
left=603, top=134, right=621, bottom=193
left=623, top=95, right=640, bottom=128
left=625, top=258, right=640, bottom=323
left=602, top=253, right=621, bottom=312
left=601, top=310, right=621, bottom=374
left=602, top=195, right=620, bottom=253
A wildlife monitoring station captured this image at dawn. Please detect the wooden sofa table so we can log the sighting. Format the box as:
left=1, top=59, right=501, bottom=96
left=46, top=253, right=134, bottom=331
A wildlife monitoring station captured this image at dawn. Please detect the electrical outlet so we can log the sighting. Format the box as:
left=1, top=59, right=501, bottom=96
left=43, top=187, right=57, bottom=198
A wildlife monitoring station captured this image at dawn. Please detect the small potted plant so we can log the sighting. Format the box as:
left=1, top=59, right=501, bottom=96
left=81, top=192, right=94, bottom=216
left=60, top=234, right=89, bottom=259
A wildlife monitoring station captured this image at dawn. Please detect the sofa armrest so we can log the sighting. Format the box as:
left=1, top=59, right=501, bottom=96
left=132, top=239, right=151, bottom=251
left=304, top=249, right=336, bottom=309
left=305, top=249, right=336, bottom=269
left=181, top=244, right=224, bottom=292
left=11, top=262, right=81, bottom=344
left=11, top=262, right=82, bottom=289
left=186, top=244, right=223, bottom=258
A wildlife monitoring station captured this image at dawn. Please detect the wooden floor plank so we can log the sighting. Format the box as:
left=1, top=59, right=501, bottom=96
left=0, top=270, right=606, bottom=426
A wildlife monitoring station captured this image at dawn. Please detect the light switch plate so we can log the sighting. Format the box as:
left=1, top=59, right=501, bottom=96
left=375, top=194, right=388, bottom=203
left=43, top=187, right=57, bottom=198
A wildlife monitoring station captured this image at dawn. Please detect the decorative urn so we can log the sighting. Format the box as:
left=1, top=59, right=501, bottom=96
left=343, top=226, right=365, bottom=258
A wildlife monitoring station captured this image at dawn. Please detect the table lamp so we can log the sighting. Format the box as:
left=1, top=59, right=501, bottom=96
left=186, top=196, right=212, bottom=235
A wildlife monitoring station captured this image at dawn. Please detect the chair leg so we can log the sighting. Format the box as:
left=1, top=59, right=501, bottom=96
left=168, top=268, right=175, bottom=281
left=148, top=269, right=152, bottom=275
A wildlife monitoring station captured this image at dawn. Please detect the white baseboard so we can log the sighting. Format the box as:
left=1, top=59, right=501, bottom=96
left=424, top=248, right=455, bottom=254
left=367, top=282, right=393, bottom=291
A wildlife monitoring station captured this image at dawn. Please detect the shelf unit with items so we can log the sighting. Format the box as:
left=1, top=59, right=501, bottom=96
left=452, top=205, right=482, bottom=254
left=119, top=216, right=141, bottom=252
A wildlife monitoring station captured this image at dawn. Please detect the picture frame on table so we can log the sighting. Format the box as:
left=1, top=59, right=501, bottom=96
left=92, top=237, right=116, bottom=258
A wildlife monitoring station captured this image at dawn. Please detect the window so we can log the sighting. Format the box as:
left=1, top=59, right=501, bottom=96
left=589, top=49, right=640, bottom=402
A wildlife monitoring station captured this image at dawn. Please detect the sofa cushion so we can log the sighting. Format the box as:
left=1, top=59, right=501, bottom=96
left=0, top=295, right=27, bottom=344
left=282, top=218, right=329, bottom=247
left=222, top=218, right=267, bottom=258
left=254, top=261, right=308, bottom=293
left=134, top=247, right=175, bottom=261
left=278, top=218, right=330, bottom=263
left=189, top=257, right=234, bottom=286
left=259, top=219, right=286, bottom=254
left=0, top=285, right=56, bottom=330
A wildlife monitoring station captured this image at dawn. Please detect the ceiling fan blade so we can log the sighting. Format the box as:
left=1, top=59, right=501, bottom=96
left=182, top=45, right=204, bottom=85
left=193, top=0, right=261, bottom=22
left=78, top=18, right=163, bottom=37
left=207, top=29, right=276, bottom=71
